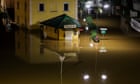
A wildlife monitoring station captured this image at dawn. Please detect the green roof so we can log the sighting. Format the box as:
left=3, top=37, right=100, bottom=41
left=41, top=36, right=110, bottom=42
left=40, top=14, right=81, bottom=28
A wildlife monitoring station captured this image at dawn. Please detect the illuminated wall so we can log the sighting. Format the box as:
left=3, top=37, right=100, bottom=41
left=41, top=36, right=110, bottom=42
left=15, top=0, right=78, bottom=30
left=0, top=0, right=5, bottom=7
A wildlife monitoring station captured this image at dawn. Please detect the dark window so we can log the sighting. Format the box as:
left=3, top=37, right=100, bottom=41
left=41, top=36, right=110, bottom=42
left=39, top=3, right=44, bottom=11
left=64, top=3, right=69, bottom=11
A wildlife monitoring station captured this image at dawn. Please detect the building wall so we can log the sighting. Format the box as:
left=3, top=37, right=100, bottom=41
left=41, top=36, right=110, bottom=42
left=14, top=0, right=30, bottom=28
left=0, top=0, right=6, bottom=8
left=15, top=30, right=31, bottom=61
left=46, top=26, right=59, bottom=39
left=0, top=0, right=14, bottom=12
left=15, top=0, right=78, bottom=30
left=45, top=25, right=79, bottom=40
left=5, top=0, right=14, bottom=8
left=58, top=28, right=65, bottom=40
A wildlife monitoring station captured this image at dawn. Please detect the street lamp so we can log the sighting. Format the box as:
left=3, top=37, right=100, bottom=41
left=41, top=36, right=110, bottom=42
left=103, top=2, right=111, bottom=16
left=103, top=4, right=110, bottom=9
left=85, top=1, right=93, bottom=15
left=85, top=1, right=93, bottom=9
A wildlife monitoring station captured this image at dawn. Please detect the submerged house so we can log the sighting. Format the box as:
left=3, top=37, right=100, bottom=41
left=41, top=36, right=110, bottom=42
left=40, top=14, right=81, bottom=40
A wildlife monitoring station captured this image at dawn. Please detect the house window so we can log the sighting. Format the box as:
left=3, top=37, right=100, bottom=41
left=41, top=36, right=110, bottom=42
left=64, top=3, right=69, bottom=11
left=39, top=3, right=44, bottom=12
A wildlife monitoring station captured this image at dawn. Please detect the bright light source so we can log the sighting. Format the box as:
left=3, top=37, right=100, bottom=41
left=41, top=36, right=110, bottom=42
left=101, top=74, right=107, bottom=80
left=83, top=74, right=90, bottom=80
left=83, top=18, right=86, bottom=22
left=85, top=5, right=91, bottom=9
left=99, top=8, right=103, bottom=14
left=85, top=26, right=89, bottom=30
left=85, top=1, right=93, bottom=8
left=103, top=4, right=110, bottom=9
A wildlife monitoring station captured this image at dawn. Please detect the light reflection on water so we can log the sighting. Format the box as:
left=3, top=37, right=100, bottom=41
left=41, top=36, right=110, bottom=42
left=15, top=29, right=80, bottom=64
left=14, top=29, right=110, bottom=84
left=6, top=28, right=140, bottom=84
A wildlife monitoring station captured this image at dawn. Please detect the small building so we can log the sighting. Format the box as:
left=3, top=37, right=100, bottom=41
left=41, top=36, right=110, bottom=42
left=40, top=14, right=81, bottom=40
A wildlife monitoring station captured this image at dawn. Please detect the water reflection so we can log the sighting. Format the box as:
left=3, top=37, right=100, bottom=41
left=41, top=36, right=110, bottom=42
left=83, top=74, right=90, bottom=80
left=15, top=29, right=80, bottom=64
left=1, top=14, right=140, bottom=84
left=15, top=29, right=110, bottom=84
left=15, top=29, right=81, bottom=84
left=56, top=53, right=65, bottom=84
left=101, top=74, right=108, bottom=80
left=12, top=28, right=140, bottom=84
left=99, top=39, right=107, bottom=53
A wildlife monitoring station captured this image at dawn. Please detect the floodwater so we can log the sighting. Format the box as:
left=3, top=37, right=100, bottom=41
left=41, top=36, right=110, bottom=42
left=0, top=17, right=140, bottom=84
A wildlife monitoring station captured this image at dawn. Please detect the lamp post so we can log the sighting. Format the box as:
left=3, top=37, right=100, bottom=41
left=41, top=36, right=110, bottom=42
left=85, top=1, right=93, bottom=16
left=103, top=0, right=111, bottom=16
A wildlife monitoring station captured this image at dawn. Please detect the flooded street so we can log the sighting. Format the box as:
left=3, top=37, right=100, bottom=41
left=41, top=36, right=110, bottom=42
left=0, top=17, right=140, bottom=84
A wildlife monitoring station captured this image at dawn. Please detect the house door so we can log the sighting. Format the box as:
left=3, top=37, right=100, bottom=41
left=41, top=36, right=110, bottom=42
left=65, top=31, right=73, bottom=40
